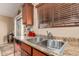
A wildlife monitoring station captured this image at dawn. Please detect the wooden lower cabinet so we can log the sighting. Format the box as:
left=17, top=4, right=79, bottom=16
left=32, top=48, right=47, bottom=56
left=21, top=42, right=48, bottom=56
left=21, top=50, right=30, bottom=56
left=21, top=42, right=31, bottom=55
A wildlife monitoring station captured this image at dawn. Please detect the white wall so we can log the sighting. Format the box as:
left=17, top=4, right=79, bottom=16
left=0, top=3, right=23, bottom=17
left=33, top=5, right=79, bottom=39
left=0, top=15, right=14, bottom=44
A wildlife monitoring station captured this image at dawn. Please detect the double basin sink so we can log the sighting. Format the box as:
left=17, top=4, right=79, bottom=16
left=27, top=36, right=67, bottom=55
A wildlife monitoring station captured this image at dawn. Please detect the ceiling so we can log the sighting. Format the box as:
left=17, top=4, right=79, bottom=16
left=0, top=3, right=23, bottom=18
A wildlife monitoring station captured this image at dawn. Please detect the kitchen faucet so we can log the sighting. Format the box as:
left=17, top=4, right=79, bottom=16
left=47, top=31, right=53, bottom=39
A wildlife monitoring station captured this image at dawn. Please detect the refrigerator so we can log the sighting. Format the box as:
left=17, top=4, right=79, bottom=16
left=14, top=12, right=24, bottom=39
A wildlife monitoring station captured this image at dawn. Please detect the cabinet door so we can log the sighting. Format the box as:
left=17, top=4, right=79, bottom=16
left=22, top=3, right=33, bottom=26
left=22, top=4, right=27, bottom=24
left=21, top=42, right=31, bottom=55
left=26, top=4, right=33, bottom=26
left=21, top=50, right=30, bottom=56
left=33, top=48, right=47, bottom=56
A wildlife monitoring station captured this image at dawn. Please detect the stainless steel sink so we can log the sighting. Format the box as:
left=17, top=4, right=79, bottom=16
left=38, top=39, right=67, bottom=55
left=27, top=37, right=67, bottom=55
left=27, top=37, right=45, bottom=44
left=39, top=39, right=64, bottom=49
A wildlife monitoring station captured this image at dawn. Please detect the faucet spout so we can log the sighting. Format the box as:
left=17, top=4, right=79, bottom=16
left=47, top=31, right=53, bottom=39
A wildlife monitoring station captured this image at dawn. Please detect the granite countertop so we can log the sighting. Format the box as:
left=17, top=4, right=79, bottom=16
left=63, top=44, right=79, bottom=56
left=14, top=36, right=79, bottom=56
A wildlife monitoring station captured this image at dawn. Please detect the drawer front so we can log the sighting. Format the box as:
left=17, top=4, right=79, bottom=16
left=33, top=48, right=47, bottom=56
left=21, top=43, right=31, bottom=55
left=21, top=50, right=30, bottom=56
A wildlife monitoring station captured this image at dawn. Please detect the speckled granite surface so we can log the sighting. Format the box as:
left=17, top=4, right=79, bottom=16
left=54, top=36, right=79, bottom=56
left=14, top=36, right=79, bottom=56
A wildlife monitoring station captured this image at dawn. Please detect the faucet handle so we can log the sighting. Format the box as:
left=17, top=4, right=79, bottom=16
left=47, top=31, right=49, bottom=34
left=46, top=31, right=53, bottom=39
left=63, top=38, right=66, bottom=42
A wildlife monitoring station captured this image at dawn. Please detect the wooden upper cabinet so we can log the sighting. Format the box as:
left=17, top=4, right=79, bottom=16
left=22, top=3, right=33, bottom=26
left=22, top=4, right=26, bottom=24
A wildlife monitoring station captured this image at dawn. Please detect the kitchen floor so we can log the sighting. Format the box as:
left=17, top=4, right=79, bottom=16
left=0, top=43, right=21, bottom=56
